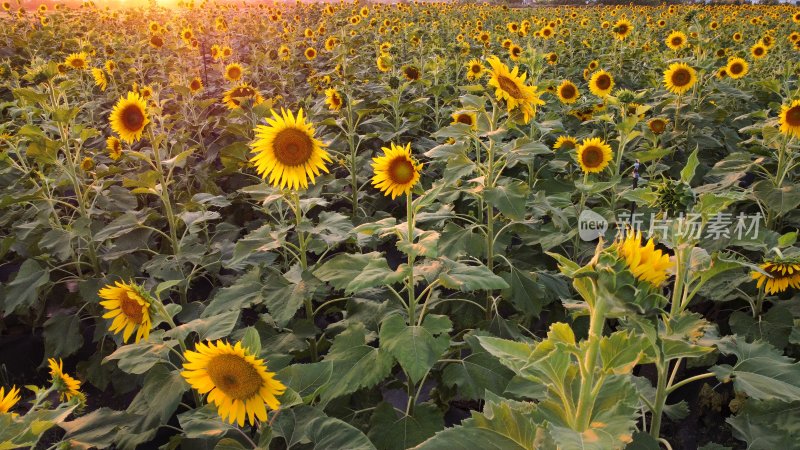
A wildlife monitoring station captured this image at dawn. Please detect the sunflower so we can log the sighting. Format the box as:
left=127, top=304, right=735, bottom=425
left=0, top=386, right=20, bottom=415
left=99, top=280, right=153, bottom=343
left=402, top=65, right=421, bottom=81
left=451, top=111, right=477, bottom=130
left=324, top=36, right=338, bottom=52
left=180, top=27, right=193, bottom=41
left=376, top=54, right=392, bottom=73
left=109, top=92, right=149, bottom=144
left=751, top=259, right=800, bottom=294
left=576, top=137, right=613, bottom=173
left=304, top=47, right=317, bottom=61
left=250, top=108, right=331, bottom=190
left=279, top=45, right=290, bottom=60
left=465, top=59, right=485, bottom=81
left=48, top=358, right=81, bottom=402
left=91, top=68, right=107, bottom=91
left=65, top=52, right=88, bottom=70
left=778, top=100, right=800, bottom=138
left=545, top=52, right=558, bottom=65
left=726, top=57, right=748, bottom=79
left=540, top=26, right=554, bottom=39
left=325, top=88, right=343, bottom=112
left=732, top=32, right=742, bottom=42
left=663, top=62, right=697, bottom=95
left=617, top=231, right=673, bottom=286
left=189, top=77, right=204, bottom=93
left=648, top=118, right=669, bottom=135
left=224, top=63, right=244, bottom=82
left=750, top=43, right=767, bottom=59
left=80, top=157, right=94, bottom=171
left=665, top=30, right=687, bottom=50
left=371, top=142, right=422, bottom=200
left=106, top=136, right=123, bottom=160
left=150, top=35, right=164, bottom=48
left=556, top=80, right=580, bottom=104
left=222, top=83, right=264, bottom=110
left=612, top=19, right=633, bottom=40
left=509, top=44, right=522, bottom=61
left=181, top=340, right=286, bottom=426
left=553, top=135, right=577, bottom=151
left=588, top=70, right=614, bottom=98
left=104, top=60, right=116, bottom=73
left=486, top=56, right=545, bottom=124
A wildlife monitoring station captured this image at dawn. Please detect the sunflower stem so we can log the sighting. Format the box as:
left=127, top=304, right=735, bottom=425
left=148, top=127, right=181, bottom=257
left=292, top=192, right=318, bottom=363
left=406, top=192, right=416, bottom=325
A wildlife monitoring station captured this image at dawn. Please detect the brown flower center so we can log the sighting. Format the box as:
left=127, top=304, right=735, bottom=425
left=455, top=114, right=473, bottom=126
left=595, top=74, right=611, bottom=90
left=273, top=128, right=314, bottom=166
left=388, top=157, right=415, bottom=184
left=650, top=119, right=666, bottom=134
left=729, top=62, right=744, bottom=75
left=121, top=104, right=145, bottom=131
left=671, top=69, right=691, bottom=87
left=497, top=75, right=523, bottom=99
left=206, top=354, right=262, bottom=400
left=581, top=146, right=604, bottom=168
left=786, top=106, right=800, bottom=126
left=671, top=37, right=683, bottom=47
left=70, top=58, right=85, bottom=69
left=120, top=292, right=144, bottom=324
left=227, top=67, right=241, bottom=79
left=560, top=84, right=576, bottom=99
left=754, top=47, right=764, bottom=56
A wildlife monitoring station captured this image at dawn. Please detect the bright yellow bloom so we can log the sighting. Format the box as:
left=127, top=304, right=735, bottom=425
left=663, top=62, right=697, bottom=95
left=486, top=55, right=545, bottom=124
left=109, top=92, right=149, bottom=144
left=106, top=136, right=123, bottom=160
left=91, top=68, right=107, bottom=91
left=618, top=231, right=673, bottom=286
left=48, top=358, right=81, bottom=402
left=65, top=52, right=89, bottom=70
left=665, top=30, right=687, bottom=50
left=589, top=70, right=614, bottom=98
left=99, top=281, right=153, bottom=343
left=465, top=59, right=485, bottom=81
left=553, top=135, right=577, bottom=150
left=224, top=63, right=244, bottom=82
left=222, top=83, right=264, bottom=110
left=726, top=57, right=749, bottom=80
left=0, top=386, right=20, bottom=415
left=779, top=100, right=800, bottom=137
left=576, top=137, right=613, bottom=173
left=556, top=80, right=580, bottom=104
left=752, top=260, right=800, bottom=294
left=451, top=111, right=477, bottom=130
left=325, top=88, right=343, bottom=112
left=371, top=142, right=422, bottom=200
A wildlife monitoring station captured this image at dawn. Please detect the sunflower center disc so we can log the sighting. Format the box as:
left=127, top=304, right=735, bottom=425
left=274, top=128, right=314, bottom=166
left=560, top=85, right=576, bottom=99
left=228, top=68, right=241, bottom=79
left=582, top=147, right=603, bottom=168
left=672, top=37, right=682, bottom=46
left=730, top=63, right=743, bottom=75
left=122, top=105, right=145, bottom=130
left=389, top=157, right=415, bottom=184
left=471, top=65, right=481, bottom=74
left=207, top=354, right=262, bottom=400
left=672, top=70, right=690, bottom=87
left=456, top=114, right=472, bottom=125
left=497, top=75, right=522, bottom=99
left=787, top=107, right=800, bottom=126
left=596, top=75, right=610, bottom=90
left=119, top=292, right=144, bottom=324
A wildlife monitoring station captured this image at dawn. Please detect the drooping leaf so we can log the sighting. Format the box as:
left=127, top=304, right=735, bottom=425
left=711, top=336, right=800, bottom=402
left=368, top=402, right=444, bottom=450
left=379, top=314, right=452, bottom=384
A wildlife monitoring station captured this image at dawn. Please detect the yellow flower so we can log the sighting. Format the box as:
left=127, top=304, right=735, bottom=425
left=0, top=386, right=20, bottom=415
left=612, top=19, right=633, bottom=40
left=80, top=157, right=94, bottom=171
left=778, top=100, right=800, bottom=138
left=648, top=118, right=669, bottom=135
left=451, top=111, right=477, bottom=130
left=304, top=47, right=317, bottom=61
left=224, top=63, right=244, bottom=82
left=663, top=62, right=697, bottom=95
left=465, top=59, right=485, bottom=81
left=325, top=88, right=343, bottom=112
left=576, top=137, right=613, bottom=173
left=250, top=108, right=331, bottom=190
left=189, top=77, right=204, bottom=93
left=725, top=57, right=748, bottom=80
left=752, top=260, right=800, bottom=294
left=371, top=142, right=422, bottom=199
left=618, top=231, right=673, bottom=286
left=556, top=80, right=580, bottom=104
left=508, top=44, right=522, bottom=61
left=106, top=136, right=123, bottom=160
left=181, top=341, right=286, bottom=426
left=91, top=68, right=107, bottom=91
left=65, top=52, right=89, bottom=70
left=589, top=70, right=614, bottom=98
left=665, top=30, right=687, bottom=50
left=486, top=55, right=545, bottom=124
left=99, top=281, right=153, bottom=343
left=222, top=83, right=264, bottom=110
left=48, top=358, right=81, bottom=402
left=750, top=43, right=767, bottom=59
left=553, top=135, right=577, bottom=151
left=376, top=54, right=392, bottom=72
left=109, top=92, right=149, bottom=144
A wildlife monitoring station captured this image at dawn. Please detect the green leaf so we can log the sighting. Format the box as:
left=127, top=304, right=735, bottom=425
left=368, top=402, right=444, bottom=450
left=241, top=327, right=261, bottom=356
left=436, top=258, right=509, bottom=291
left=680, top=147, right=700, bottom=184
left=442, top=331, right=515, bottom=400
left=711, top=336, right=800, bottom=402
left=273, top=406, right=377, bottom=450
left=59, top=408, right=131, bottom=450
left=262, top=267, right=320, bottom=327
left=43, top=314, right=83, bottom=359
left=116, top=366, right=187, bottom=448
left=315, top=252, right=404, bottom=294
left=726, top=399, right=800, bottom=449
left=203, top=267, right=264, bottom=317
left=177, top=405, right=236, bottom=439
left=1, top=259, right=49, bottom=314
left=484, top=180, right=530, bottom=221
left=379, top=314, right=452, bottom=384
left=728, top=305, right=794, bottom=350
left=103, top=338, right=178, bottom=375
left=215, top=438, right=247, bottom=450
left=165, top=310, right=239, bottom=341
left=94, top=213, right=143, bottom=241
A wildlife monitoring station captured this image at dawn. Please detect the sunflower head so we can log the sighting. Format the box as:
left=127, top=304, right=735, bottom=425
left=665, top=30, right=687, bottom=50
left=589, top=70, right=614, bottom=98
left=99, top=281, right=154, bottom=343
left=325, top=88, right=343, bottom=112
left=371, top=142, right=422, bottom=200
left=109, top=92, right=149, bottom=144
left=402, top=65, right=421, bottom=81
left=223, top=83, right=264, bottom=110
left=612, top=19, right=633, bottom=40
left=726, top=57, right=748, bottom=80
left=553, top=135, right=577, bottom=151
left=0, top=386, right=20, bottom=415
left=465, top=59, right=485, bottom=81
left=648, top=118, right=669, bottom=135
left=250, top=108, right=331, bottom=190
left=556, top=80, right=579, bottom=104
left=181, top=340, right=286, bottom=426
left=224, top=63, right=244, bottom=82
left=304, top=47, right=317, bottom=60
left=752, top=258, right=800, bottom=295
left=616, top=230, right=673, bottom=287
left=189, top=77, right=204, bottom=93
left=106, top=136, right=123, bottom=160
left=576, top=137, right=613, bottom=174
left=751, top=43, right=767, bottom=59
left=663, top=62, right=697, bottom=95
left=486, top=55, right=545, bottom=123
left=48, top=358, right=82, bottom=403
left=65, top=52, right=89, bottom=70
left=451, top=111, right=477, bottom=130
left=376, top=54, right=392, bottom=72
left=779, top=100, right=800, bottom=138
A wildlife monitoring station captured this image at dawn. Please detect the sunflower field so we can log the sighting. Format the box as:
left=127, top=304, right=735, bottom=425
left=2, top=0, right=800, bottom=448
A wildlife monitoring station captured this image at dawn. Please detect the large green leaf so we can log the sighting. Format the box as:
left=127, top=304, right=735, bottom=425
left=1, top=259, right=50, bottom=314
left=726, top=399, right=800, bottom=449
left=202, top=267, right=264, bottom=317
left=59, top=408, right=132, bottom=450
left=436, top=258, right=509, bottom=291
left=43, top=313, right=83, bottom=359
left=442, top=331, right=515, bottom=400
left=484, top=180, right=530, bottom=221
left=379, top=314, right=452, bottom=384
left=272, top=406, right=376, bottom=450
left=368, top=402, right=444, bottom=450
left=103, top=336, right=178, bottom=375
left=314, top=252, right=404, bottom=293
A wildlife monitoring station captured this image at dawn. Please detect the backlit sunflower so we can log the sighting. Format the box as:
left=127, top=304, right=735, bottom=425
left=99, top=280, right=153, bottom=343
left=304, top=47, right=317, bottom=61
left=222, top=83, right=264, bottom=110
left=279, top=45, right=290, bottom=60
left=617, top=231, right=673, bottom=286
left=556, top=80, right=580, bottom=104
left=224, top=63, right=244, bottom=82
left=250, top=108, right=330, bottom=190
left=486, top=55, right=545, bottom=124
left=91, top=68, right=107, bottom=91
left=752, top=258, right=800, bottom=294
left=451, top=111, right=477, bottom=130
left=371, top=142, right=422, bottom=199
left=465, top=59, right=485, bottom=81
left=181, top=340, right=286, bottom=426
left=750, top=43, right=767, bottom=59
left=663, top=62, right=697, bottom=95
left=0, top=386, right=20, bottom=415
left=189, top=77, right=203, bottom=93
left=109, top=92, right=149, bottom=144
left=106, top=136, right=122, bottom=160
left=48, top=358, right=81, bottom=402
left=778, top=100, right=800, bottom=138
left=376, top=54, right=392, bottom=72
left=612, top=19, right=633, bottom=40
left=726, top=57, right=748, bottom=79
left=648, top=118, right=669, bottom=135
left=665, top=30, right=687, bottom=50
left=325, top=88, right=343, bottom=112
left=65, top=52, right=88, bottom=70
left=589, top=70, right=614, bottom=98
left=150, top=35, right=164, bottom=48
left=576, top=137, right=613, bottom=173
left=553, top=135, right=577, bottom=151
